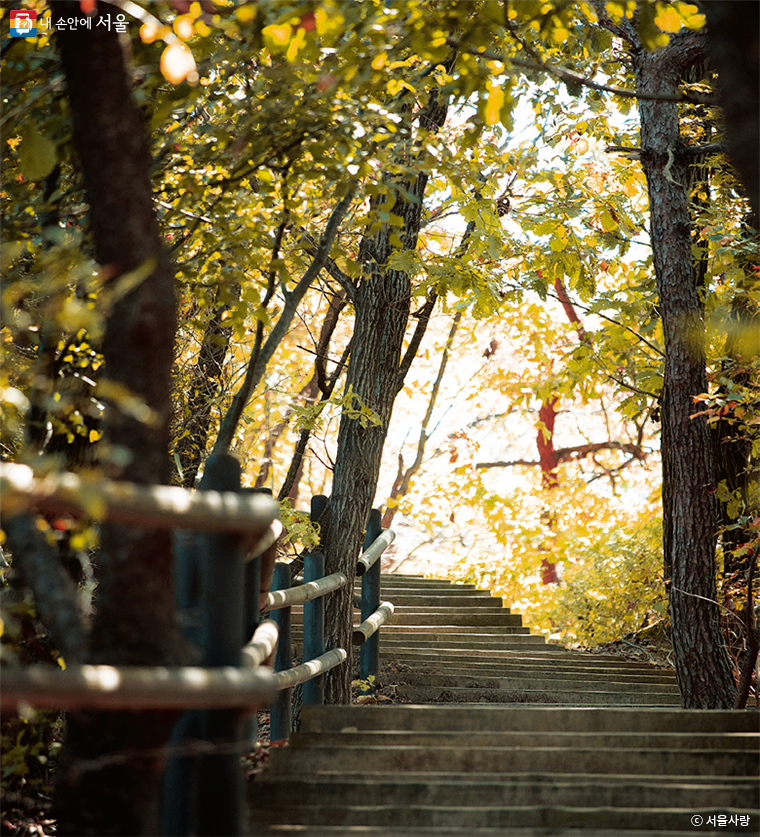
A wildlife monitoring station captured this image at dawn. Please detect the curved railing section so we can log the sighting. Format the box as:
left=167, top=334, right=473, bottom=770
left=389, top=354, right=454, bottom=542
left=262, top=505, right=396, bottom=740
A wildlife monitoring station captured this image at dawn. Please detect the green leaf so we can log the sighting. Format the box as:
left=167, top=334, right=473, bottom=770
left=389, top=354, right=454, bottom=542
left=19, top=126, right=57, bottom=181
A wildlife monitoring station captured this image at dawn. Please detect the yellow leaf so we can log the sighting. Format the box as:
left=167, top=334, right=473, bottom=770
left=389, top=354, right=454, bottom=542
left=262, top=23, right=291, bottom=47
left=654, top=6, right=684, bottom=33
left=286, top=26, right=306, bottom=61
left=140, top=22, right=171, bottom=44
left=18, top=126, right=57, bottom=181
left=173, top=14, right=195, bottom=40
left=671, top=2, right=705, bottom=29
left=484, top=85, right=504, bottom=126
left=236, top=5, right=257, bottom=23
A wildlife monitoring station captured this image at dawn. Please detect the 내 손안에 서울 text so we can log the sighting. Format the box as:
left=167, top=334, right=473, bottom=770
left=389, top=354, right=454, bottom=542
left=9, top=9, right=129, bottom=35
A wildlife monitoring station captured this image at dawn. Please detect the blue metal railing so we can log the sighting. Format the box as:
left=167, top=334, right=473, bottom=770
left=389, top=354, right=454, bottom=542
left=0, top=458, right=396, bottom=836
left=263, top=505, right=396, bottom=741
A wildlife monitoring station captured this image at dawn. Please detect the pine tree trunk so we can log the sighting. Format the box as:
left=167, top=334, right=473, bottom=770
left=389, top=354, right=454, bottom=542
left=633, top=33, right=736, bottom=708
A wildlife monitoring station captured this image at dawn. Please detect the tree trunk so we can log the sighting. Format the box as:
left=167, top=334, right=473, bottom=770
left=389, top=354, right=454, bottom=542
left=323, top=84, right=450, bottom=703
left=173, top=286, right=237, bottom=488
left=322, top=220, right=420, bottom=704
left=632, top=31, right=736, bottom=708
left=53, top=4, right=184, bottom=833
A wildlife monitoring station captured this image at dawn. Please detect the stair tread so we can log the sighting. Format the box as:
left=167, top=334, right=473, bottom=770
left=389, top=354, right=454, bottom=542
left=249, top=573, right=758, bottom=835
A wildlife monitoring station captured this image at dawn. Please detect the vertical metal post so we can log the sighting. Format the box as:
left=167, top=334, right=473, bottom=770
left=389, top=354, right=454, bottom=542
left=162, top=454, right=246, bottom=837
left=242, top=518, right=262, bottom=749
left=197, top=455, right=246, bottom=837
left=163, top=530, right=204, bottom=836
left=302, top=551, right=325, bottom=705
left=360, top=508, right=382, bottom=686
left=310, top=493, right=329, bottom=522
left=270, top=562, right=292, bottom=741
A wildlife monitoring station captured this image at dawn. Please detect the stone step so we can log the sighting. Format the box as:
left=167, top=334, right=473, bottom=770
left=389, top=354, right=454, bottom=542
left=266, top=742, right=757, bottom=777
left=299, top=705, right=759, bottom=734
left=250, top=773, right=758, bottom=809
left=388, top=664, right=677, bottom=684
left=289, top=729, right=759, bottom=752
left=379, top=633, right=541, bottom=646
left=251, top=820, right=751, bottom=837
left=378, top=647, right=676, bottom=668
left=386, top=649, right=673, bottom=670
left=367, top=584, right=483, bottom=593
left=385, top=671, right=681, bottom=694
left=376, top=575, right=477, bottom=586
left=371, top=596, right=506, bottom=608
left=377, top=646, right=588, bottom=661
left=253, top=828, right=753, bottom=837
left=250, top=565, right=758, bottom=837
left=291, top=613, right=526, bottom=628
left=378, top=611, right=526, bottom=627
left=379, top=625, right=532, bottom=636
left=252, top=802, right=757, bottom=831
left=395, top=684, right=683, bottom=706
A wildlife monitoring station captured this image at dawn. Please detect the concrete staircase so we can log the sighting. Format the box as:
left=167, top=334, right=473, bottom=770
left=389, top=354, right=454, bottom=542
left=249, top=574, right=759, bottom=835
left=373, top=574, right=682, bottom=707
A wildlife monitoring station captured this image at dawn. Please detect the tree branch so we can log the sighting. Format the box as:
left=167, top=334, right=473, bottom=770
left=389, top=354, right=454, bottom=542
left=295, top=228, right=357, bottom=301
left=476, top=439, right=647, bottom=470
left=212, top=188, right=356, bottom=455
left=444, top=37, right=717, bottom=106
left=396, top=291, right=437, bottom=392
left=384, top=310, right=463, bottom=526
left=4, top=515, right=88, bottom=663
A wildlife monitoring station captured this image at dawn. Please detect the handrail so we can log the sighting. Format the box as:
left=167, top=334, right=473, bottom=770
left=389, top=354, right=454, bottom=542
left=247, top=520, right=284, bottom=561
left=267, top=505, right=397, bottom=740
left=271, top=648, right=347, bottom=690
left=242, top=619, right=279, bottom=669
left=1, top=454, right=282, bottom=837
left=353, top=601, right=395, bottom=645
left=0, top=462, right=279, bottom=536
left=263, top=571, right=348, bottom=611
left=356, top=528, right=395, bottom=575
left=2, top=468, right=398, bottom=835
left=0, top=664, right=278, bottom=711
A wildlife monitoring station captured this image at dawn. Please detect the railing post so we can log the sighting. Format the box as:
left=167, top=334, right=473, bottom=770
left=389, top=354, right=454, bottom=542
left=360, top=508, right=382, bottom=686
left=302, top=551, right=325, bottom=705
left=270, top=562, right=292, bottom=741
left=197, top=456, right=246, bottom=837
left=162, top=454, right=247, bottom=836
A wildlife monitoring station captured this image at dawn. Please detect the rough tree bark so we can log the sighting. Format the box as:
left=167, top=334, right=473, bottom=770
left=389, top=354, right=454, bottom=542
left=173, top=286, right=238, bottom=488
left=322, top=83, right=451, bottom=704
left=609, top=16, right=737, bottom=707
left=52, top=4, right=185, bottom=833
